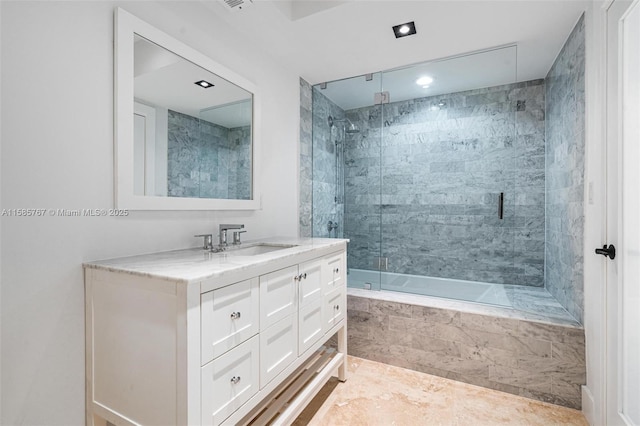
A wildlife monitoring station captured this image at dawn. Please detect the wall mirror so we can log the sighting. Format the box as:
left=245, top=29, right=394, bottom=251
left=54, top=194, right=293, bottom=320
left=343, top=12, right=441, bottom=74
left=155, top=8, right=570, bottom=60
left=115, top=8, right=260, bottom=210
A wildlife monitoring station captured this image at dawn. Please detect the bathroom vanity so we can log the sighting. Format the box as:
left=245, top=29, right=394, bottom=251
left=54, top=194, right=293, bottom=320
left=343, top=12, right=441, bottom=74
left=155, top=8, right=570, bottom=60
left=84, top=238, right=348, bottom=426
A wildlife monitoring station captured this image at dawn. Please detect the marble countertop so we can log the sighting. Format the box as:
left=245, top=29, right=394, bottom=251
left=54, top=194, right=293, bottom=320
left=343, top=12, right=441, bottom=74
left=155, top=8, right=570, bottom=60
left=84, top=237, right=348, bottom=283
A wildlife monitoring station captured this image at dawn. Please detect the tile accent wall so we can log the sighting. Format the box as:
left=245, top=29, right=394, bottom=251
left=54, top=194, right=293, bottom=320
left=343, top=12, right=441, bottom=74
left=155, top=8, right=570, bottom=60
left=347, top=294, right=586, bottom=409
left=344, top=81, right=546, bottom=286
left=167, top=110, right=251, bottom=199
left=545, top=15, right=586, bottom=323
left=227, top=126, right=252, bottom=199
left=300, top=78, right=313, bottom=238
left=312, top=87, right=346, bottom=238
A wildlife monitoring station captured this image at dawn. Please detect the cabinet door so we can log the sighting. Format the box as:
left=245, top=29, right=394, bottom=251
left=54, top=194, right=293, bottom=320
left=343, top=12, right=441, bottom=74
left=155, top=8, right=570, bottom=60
left=260, top=314, right=297, bottom=388
left=324, top=253, right=345, bottom=295
left=201, top=336, right=259, bottom=426
left=323, top=288, right=345, bottom=332
left=260, top=265, right=297, bottom=330
left=298, top=259, right=323, bottom=307
left=201, top=278, right=259, bottom=364
left=298, top=298, right=324, bottom=356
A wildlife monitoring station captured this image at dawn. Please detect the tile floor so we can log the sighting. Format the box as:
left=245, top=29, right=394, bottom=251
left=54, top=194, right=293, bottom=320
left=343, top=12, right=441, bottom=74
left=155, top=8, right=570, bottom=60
left=293, top=356, right=588, bottom=425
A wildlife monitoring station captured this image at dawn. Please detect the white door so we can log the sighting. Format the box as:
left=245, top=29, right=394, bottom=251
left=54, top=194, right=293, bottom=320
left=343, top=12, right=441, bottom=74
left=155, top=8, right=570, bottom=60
left=133, top=102, right=156, bottom=196
left=605, top=0, right=640, bottom=424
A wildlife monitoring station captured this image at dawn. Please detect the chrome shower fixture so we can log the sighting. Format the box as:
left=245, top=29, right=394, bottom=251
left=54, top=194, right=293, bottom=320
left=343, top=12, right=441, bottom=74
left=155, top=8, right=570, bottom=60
left=328, top=115, right=360, bottom=134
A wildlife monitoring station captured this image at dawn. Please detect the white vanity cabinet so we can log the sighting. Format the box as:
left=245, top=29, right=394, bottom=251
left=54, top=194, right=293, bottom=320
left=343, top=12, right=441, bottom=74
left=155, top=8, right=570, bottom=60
left=258, top=265, right=298, bottom=387
left=323, top=253, right=346, bottom=332
left=85, top=239, right=348, bottom=426
left=258, top=259, right=324, bottom=387
left=295, top=259, right=324, bottom=356
left=201, top=277, right=260, bottom=363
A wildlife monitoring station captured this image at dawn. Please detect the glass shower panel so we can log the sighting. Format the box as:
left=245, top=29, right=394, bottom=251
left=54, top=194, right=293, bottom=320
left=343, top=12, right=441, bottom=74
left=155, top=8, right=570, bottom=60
left=378, top=47, right=522, bottom=304
left=311, top=73, right=384, bottom=290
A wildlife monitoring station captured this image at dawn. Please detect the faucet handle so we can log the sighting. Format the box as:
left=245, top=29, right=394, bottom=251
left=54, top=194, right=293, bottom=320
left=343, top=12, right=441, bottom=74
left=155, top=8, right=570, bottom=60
left=232, top=230, right=247, bottom=245
left=194, top=234, right=213, bottom=250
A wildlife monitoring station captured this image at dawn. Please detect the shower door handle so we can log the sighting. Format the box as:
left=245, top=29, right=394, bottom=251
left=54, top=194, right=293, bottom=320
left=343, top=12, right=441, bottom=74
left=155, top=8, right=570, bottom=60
left=498, top=192, right=504, bottom=219
left=595, top=244, right=616, bottom=260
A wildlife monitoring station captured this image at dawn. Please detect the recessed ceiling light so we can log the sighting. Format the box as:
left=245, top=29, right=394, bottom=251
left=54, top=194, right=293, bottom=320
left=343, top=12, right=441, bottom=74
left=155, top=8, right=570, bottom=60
left=392, top=21, right=417, bottom=39
left=416, top=76, right=433, bottom=86
left=195, top=80, right=214, bottom=88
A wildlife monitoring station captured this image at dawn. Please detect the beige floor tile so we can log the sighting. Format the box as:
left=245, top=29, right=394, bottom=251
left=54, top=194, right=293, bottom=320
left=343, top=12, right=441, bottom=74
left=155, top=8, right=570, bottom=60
left=294, top=356, right=588, bottom=426
left=451, top=381, right=588, bottom=426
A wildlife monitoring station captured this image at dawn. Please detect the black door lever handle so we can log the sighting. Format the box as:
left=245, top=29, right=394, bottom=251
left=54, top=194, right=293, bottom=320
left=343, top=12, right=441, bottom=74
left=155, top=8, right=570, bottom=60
left=595, top=244, right=616, bottom=260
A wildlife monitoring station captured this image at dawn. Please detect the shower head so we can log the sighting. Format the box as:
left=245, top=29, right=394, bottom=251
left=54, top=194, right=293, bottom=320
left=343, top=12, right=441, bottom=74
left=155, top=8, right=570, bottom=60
left=345, top=121, right=360, bottom=134
left=328, top=115, right=360, bottom=134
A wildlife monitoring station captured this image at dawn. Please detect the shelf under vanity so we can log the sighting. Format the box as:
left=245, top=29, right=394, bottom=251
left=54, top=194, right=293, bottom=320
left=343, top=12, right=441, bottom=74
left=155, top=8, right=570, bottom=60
left=84, top=237, right=348, bottom=426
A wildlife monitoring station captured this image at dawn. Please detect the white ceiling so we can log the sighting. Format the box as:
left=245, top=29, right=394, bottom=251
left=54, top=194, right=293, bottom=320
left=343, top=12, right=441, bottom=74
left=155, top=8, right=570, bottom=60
left=134, top=36, right=252, bottom=128
left=196, top=0, right=589, bottom=86
left=319, top=45, right=518, bottom=110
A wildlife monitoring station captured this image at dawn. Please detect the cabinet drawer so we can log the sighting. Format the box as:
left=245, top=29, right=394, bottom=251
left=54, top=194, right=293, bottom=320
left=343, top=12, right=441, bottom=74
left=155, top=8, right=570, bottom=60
left=323, top=288, right=345, bottom=332
left=324, top=253, right=345, bottom=294
left=201, top=278, right=259, bottom=364
left=260, top=314, right=297, bottom=388
left=260, top=266, right=297, bottom=330
left=298, top=259, right=323, bottom=307
left=298, top=298, right=324, bottom=356
left=201, top=336, right=259, bottom=426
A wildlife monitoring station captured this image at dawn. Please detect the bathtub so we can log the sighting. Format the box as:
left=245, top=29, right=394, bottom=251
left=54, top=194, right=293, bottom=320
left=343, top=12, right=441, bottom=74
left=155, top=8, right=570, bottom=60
left=347, top=268, right=577, bottom=324
left=348, top=268, right=512, bottom=305
left=345, top=269, right=585, bottom=409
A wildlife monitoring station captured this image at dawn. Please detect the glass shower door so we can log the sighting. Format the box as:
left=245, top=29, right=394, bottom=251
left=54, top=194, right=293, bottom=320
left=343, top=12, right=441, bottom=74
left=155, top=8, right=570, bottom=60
left=377, top=47, right=522, bottom=302
left=311, top=73, right=384, bottom=291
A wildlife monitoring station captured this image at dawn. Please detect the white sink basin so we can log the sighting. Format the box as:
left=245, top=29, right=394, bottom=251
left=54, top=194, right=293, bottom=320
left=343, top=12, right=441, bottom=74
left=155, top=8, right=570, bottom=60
left=224, top=243, right=297, bottom=256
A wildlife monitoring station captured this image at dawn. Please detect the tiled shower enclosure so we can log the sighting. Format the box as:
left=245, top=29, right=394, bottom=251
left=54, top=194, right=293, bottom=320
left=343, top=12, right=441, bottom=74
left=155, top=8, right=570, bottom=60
left=302, top=15, right=584, bottom=321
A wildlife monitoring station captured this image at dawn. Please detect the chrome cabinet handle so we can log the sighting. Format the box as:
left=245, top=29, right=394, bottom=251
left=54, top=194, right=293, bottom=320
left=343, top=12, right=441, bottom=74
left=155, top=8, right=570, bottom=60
left=230, top=376, right=241, bottom=384
left=334, top=267, right=339, bottom=273
left=230, top=312, right=241, bottom=319
left=302, top=273, right=307, bottom=279
left=335, top=304, right=340, bottom=311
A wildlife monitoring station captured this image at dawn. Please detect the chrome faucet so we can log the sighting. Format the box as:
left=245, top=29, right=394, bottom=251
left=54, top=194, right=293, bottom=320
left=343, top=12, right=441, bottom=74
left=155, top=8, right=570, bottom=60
left=194, top=234, right=214, bottom=250
left=218, top=224, right=245, bottom=247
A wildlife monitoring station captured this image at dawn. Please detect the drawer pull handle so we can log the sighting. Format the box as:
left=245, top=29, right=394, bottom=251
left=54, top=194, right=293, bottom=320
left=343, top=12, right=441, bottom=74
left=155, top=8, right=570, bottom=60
left=335, top=268, right=339, bottom=273
left=302, top=273, right=307, bottom=279
left=335, top=304, right=340, bottom=311
left=230, top=376, right=241, bottom=384
left=230, top=312, right=241, bottom=320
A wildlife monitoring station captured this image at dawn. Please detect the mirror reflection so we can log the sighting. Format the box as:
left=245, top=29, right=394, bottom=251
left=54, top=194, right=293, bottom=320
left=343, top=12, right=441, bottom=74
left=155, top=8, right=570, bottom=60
left=133, top=35, right=252, bottom=200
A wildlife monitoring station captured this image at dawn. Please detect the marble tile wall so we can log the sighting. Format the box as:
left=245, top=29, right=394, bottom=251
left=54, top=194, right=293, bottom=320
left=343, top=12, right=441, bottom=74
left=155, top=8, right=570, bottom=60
left=312, top=87, right=346, bottom=238
left=347, top=294, right=586, bottom=409
left=343, top=81, right=546, bottom=286
left=167, top=110, right=251, bottom=199
left=227, top=126, right=252, bottom=200
left=300, top=78, right=313, bottom=238
left=545, top=15, right=586, bottom=324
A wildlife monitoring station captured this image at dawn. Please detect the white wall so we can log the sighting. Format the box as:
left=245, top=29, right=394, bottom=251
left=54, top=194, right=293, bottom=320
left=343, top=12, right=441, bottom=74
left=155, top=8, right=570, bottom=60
left=0, top=1, right=299, bottom=423
left=0, top=0, right=3, bottom=421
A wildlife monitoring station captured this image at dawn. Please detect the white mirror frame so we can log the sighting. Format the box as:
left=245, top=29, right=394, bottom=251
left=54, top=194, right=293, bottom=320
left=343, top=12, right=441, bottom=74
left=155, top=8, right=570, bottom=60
left=115, top=8, right=261, bottom=210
